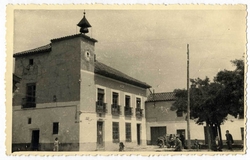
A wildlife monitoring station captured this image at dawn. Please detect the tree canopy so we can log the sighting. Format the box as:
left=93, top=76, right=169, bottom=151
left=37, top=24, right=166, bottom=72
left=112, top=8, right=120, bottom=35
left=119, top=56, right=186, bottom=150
left=171, top=59, right=244, bottom=125
left=214, top=59, right=244, bottom=118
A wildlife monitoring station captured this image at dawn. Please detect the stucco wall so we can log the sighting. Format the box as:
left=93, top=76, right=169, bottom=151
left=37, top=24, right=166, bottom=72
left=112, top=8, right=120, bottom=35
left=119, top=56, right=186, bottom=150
left=79, top=72, right=148, bottom=151
left=146, top=101, right=185, bottom=122
left=12, top=102, right=80, bottom=151
left=145, top=101, right=244, bottom=145
left=79, top=112, right=147, bottom=151
left=12, top=36, right=96, bottom=151
left=13, top=37, right=82, bottom=106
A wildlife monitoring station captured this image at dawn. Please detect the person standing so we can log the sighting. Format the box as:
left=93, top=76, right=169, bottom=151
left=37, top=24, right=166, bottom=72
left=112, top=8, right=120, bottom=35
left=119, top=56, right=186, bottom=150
left=174, top=136, right=182, bottom=151
left=53, top=137, right=60, bottom=151
left=215, top=136, right=222, bottom=151
left=179, top=132, right=186, bottom=149
left=225, top=130, right=234, bottom=150
left=194, top=139, right=200, bottom=151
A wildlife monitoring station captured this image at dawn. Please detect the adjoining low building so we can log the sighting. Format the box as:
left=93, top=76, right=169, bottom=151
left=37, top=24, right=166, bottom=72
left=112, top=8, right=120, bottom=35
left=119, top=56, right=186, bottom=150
left=12, top=13, right=151, bottom=152
left=145, top=92, right=244, bottom=147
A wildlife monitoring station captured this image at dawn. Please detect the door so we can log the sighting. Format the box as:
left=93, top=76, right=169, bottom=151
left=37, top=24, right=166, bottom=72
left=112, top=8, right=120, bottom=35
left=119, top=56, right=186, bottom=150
left=204, top=127, right=208, bottom=144
left=137, top=124, right=141, bottom=145
left=31, top=130, right=39, bottom=151
left=150, top=127, right=167, bottom=145
left=177, top=129, right=185, bottom=137
left=97, top=121, right=104, bottom=148
left=177, top=129, right=186, bottom=147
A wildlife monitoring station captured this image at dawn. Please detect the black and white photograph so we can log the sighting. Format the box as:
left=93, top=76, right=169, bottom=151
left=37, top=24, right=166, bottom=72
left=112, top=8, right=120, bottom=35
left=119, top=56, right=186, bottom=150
left=8, top=5, right=246, bottom=154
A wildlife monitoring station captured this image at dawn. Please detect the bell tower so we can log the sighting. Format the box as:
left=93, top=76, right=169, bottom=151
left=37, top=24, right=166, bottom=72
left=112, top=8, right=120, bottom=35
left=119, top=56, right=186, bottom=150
left=77, top=11, right=92, bottom=34
left=77, top=11, right=97, bottom=72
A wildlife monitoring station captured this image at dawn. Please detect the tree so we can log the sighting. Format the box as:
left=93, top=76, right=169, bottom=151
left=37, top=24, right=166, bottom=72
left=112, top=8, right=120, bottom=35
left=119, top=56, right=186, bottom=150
left=214, top=59, right=244, bottom=118
left=171, top=77, right=226, bottom=150
left=171, top=59, right=244, bottom=150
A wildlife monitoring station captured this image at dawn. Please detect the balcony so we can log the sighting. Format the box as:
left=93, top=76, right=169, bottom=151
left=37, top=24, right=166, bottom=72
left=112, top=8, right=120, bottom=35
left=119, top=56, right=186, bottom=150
left=22, top=98, right=36, bottom=108
left=96, top=101, right=107, bottom=113
left=111, top=104, right=121, bottom=116
left=124, top=106, right=133, bottom=116
left=136, top=108, right=143, bottom=118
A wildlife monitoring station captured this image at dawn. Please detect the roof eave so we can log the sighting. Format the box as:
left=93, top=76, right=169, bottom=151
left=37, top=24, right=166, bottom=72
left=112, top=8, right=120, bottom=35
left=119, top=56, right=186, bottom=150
left=146, top=99, right=175, bottom=103
left=13, top=48, right=51, bottom=57
left=51, top=34, right=98, bottom=43
left=95, top=71, right=151, bottom=89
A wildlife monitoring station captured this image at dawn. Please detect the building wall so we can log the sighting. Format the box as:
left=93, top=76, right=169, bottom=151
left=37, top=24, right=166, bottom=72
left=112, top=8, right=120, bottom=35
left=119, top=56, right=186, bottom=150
left=12, top=101, right=80, bottom=151
left=13, top=37, right=81, bottom=106
left=12, top=37, right=86, bottom=151
left=79, top=112, right=147, bottom=151
left=12, top=34, right=149, bottom=152
left=145, top=101, right=184, bottom=122
left=145, top=101, right=244, bottom=146
left=79, top=73, right=148, bottom=151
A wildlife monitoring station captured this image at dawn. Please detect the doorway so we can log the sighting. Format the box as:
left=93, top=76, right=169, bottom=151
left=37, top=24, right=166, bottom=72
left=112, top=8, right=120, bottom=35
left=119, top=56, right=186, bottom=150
left=31, top=130, right=39, bottom=151
left=177, top=129, right=185, bottom=137
left=97, top=121, right=104, bottom=149
left=137, top=124, right=141, bottom=145
left=150, top=127, right=167, bottom=145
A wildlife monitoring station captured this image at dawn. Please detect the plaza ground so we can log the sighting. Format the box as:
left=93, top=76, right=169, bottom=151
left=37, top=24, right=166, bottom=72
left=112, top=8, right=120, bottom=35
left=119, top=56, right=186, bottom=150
left=122, top=145, right=244, bottom=152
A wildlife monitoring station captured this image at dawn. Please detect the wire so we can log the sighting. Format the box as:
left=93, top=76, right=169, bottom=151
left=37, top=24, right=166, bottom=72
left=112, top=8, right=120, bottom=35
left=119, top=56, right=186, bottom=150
left=97, top=33, right=235, bottom=44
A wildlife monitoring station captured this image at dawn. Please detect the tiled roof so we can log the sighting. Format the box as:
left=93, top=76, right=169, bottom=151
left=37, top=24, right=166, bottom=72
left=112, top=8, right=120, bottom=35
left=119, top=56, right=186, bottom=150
left=146, top=92, right=175, bottom=102
left=95, top=61, right=151, bottom=89
left=13, top=44, right=51, bottom=57
left=14, top=34, right=97, bottom=57
left=51, top=34, right=97, bottom=43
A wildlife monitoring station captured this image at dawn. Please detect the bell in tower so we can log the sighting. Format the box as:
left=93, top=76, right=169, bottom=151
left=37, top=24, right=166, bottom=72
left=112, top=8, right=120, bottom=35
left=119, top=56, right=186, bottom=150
left=77, top=11, right=92, bottom=34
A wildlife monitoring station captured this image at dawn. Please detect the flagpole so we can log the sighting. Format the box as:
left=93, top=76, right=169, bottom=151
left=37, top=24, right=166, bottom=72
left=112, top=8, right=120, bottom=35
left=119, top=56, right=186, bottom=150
left=187, top=44, right=191, bottom=149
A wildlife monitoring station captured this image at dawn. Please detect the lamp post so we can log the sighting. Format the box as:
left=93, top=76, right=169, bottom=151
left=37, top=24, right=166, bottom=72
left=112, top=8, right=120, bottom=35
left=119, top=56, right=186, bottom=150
left=187, top=44, right=191, bottom=149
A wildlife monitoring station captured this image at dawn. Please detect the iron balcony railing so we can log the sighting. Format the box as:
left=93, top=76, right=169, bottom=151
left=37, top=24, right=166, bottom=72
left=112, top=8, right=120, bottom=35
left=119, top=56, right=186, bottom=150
left=22, top=98, right=36, bottom=108
left=96, top=101, right=107, bottom=113
left=124, top=106, right=133, bottom=116
left=111, top=104, right=121, bottom=116
left=136, top=108, right=143, bottom=118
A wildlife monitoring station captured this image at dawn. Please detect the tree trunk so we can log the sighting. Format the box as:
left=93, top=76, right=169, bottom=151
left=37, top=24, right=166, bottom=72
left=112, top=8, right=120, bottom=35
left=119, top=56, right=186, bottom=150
left=217, top=124, right=223, bottom=149
left=206, top=122, right=212, bottom=150
left=210, top=124, right=216, bottom=151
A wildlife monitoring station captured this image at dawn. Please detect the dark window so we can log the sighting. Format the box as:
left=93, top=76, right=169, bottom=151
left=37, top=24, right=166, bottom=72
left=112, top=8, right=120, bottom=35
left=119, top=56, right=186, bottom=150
left=239, top=113, right=244, bottom=119
left=177, top=129, right=185, bottom=138
left=111, top=92, right=120, bottom=115
left=53, top=122, right=59, bottom=134
left=112, top=92, right=119, bottom=105
left=241, top=127, right=244, bottom=141
left=96, top=88, right=106, bottom=113
left=28, top=118, right=31, bottom=124
left=29, top=59, right=34, bottom=65
left=125, top=123, right=131, bottom=142
left=112, top=122, right=119, bottom=143
left=136, top=98, right=141, bottom=109
left=97, top=88, right=105, bottom=105
left=53, top=95, right=57, bottom=102
left=23, top=83, right=36, bottom=108
left=125, top=95, right=130, bottom=107
left=177, top=110, right=183, bottom=117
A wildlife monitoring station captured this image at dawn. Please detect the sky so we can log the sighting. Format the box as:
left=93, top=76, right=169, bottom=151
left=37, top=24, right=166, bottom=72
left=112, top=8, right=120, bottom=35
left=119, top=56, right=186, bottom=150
left=13, top=6, right=246, bottom=93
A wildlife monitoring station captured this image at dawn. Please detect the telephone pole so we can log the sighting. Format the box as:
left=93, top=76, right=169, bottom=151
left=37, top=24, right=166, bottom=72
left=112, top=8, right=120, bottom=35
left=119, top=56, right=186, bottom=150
left=187, top=44, right=191, bottom=149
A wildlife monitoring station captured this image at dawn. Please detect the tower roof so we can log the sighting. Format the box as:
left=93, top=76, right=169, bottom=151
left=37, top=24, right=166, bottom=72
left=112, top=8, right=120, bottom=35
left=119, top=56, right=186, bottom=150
left=77, top=11, right=91, bottom=34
